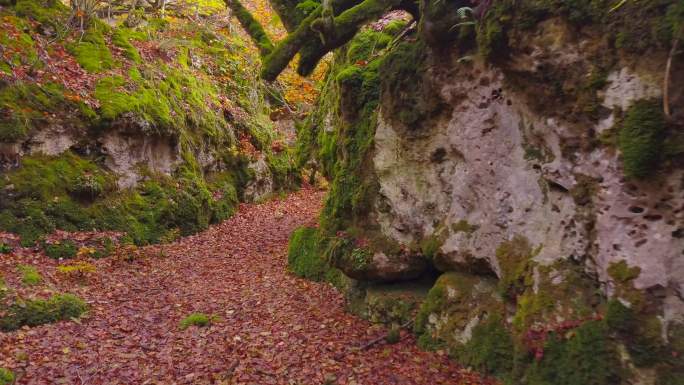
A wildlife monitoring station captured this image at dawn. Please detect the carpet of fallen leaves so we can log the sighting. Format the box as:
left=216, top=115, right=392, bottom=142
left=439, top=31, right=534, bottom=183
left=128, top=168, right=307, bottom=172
left=0, top=188, right=494, bottom=385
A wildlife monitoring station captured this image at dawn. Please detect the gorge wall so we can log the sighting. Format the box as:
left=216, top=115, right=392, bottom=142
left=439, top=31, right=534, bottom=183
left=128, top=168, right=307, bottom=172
left=0, top=0, right=298, bottom=247
left=289, top=1, right=684, bottom=384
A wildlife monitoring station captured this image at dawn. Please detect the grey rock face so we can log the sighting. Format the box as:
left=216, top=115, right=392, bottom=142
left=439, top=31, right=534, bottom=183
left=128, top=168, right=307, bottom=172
left=372, top=59, right=684, bottom=321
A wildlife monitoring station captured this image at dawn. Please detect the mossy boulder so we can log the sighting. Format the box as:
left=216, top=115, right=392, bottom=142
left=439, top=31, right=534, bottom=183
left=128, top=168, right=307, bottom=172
left=414, top=271, right=505, bottom=350
left=363, top=279, right=431, bottom=325
left=327, top=233, right=427, bottom=282
left=287, top=226, right=328, bottom=281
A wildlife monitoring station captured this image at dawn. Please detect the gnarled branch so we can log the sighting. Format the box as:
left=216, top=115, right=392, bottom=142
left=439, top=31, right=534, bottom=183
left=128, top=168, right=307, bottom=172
left=224, top=0, right=274, bottom=55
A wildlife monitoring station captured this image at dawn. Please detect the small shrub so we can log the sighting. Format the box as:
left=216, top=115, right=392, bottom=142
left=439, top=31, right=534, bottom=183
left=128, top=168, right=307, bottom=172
left=18, top=264, right=41, bottom=285
left=0, top=293, right=88, bottom=331
left=0, top=368, right=14, bottom=385
left=56, top=262, right=96, bottom=282
left=0, top=243, right=12, bottom=254
left=43, top=240, right=78, bottom=259
left=179, top=313, right=216, bottom=330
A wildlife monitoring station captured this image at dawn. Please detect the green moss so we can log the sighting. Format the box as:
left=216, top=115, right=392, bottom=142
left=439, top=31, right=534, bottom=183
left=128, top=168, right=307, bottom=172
left=0, top=293, right=88, bottom=331
left=618, top=99, right=666, bottom=179
left=495, top=235, right=539, bottom=299
left=417, top=331, right=446, bottom=351
left=0, top=15, right=39, bottom=70
left=67, top=24, right=114, bottom=73
left=3, top=152, right=111, bottom=201
left=179, top=312, right=215, bottom=330
left=94, top=63, right=226, bottom=138
left=18, top=264, right=41, bottom=285
left=0, top=152, right=114, bottom=244
left=382, top=19, right=407, bottom=36
left=346, top=29, right=392, bottom=63
left=14, top=0, right=69, bottom=29
left=287, top=226, right=329, bottom=280
left=0, top=368, right=14, bottom=385
left=419, top=233, right=443, bottom=259
left=605, top=299, right=665, bottom=367
left=267, top=150, right=300, bottom=192
left=43, top=240, right=78, bottom=259
left=0, top=82, right=69, bottom=142
left=451, top=220, right=479, bottom=234
left=457, top=314, right=514, bottom=378
left=379, top=40, right=439, bottom=132
left=225, top=0, right=274, bottom=55
left=112, top=27, right=145, bottom=62
left=607, top=260, right=641, bottom=283
left=294, top=0, right=320, bottom=18
left=526, top=320, right=621, bottom=385
left=415, top=272, right=503, bottom=341
left=364, top=281, right=429, bottom=325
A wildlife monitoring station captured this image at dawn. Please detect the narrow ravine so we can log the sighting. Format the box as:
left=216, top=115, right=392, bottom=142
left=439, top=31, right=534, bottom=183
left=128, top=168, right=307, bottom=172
left=0, top=188, right=492, bottom=384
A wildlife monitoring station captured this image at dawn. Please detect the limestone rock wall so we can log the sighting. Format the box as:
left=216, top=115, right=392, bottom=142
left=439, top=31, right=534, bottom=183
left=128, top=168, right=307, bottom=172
left=300, top=4, right=684, bottom=383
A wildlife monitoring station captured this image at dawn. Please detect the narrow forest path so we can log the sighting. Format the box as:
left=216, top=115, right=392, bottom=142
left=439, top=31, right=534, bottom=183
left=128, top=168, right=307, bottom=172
left=1, top=188, right=491, bottom=385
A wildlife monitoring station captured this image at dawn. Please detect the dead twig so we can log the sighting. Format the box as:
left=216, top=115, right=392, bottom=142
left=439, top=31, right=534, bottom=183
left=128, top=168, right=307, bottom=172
left=359, top=320, right=413, bottom=351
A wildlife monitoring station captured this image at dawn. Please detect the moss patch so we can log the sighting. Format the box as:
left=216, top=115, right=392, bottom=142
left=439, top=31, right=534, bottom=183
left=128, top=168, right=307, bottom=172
left=0, top=82, right=73, bottom=143
left=287, top=226, right=328, bottom=281
left=525, top=320, right=621, bottom=385
left=179, top=312, right=216, bottom=330
left=0, top=293, right=88, bottom=331
left=495, top=235, right=540, bottom=299
left=18, top=264, right=41, bottom=285
left=0, top=368, right=14, bottom=385
left=617, top=99, right=666, bottom=179
left=67, top=23, right=114, bottom=73
left=456, top=314, right=514, bottom=378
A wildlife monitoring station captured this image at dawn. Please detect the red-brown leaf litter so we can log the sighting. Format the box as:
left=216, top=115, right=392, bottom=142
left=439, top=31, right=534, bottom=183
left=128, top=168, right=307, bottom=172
left=0, top=188, right=494, bottom=384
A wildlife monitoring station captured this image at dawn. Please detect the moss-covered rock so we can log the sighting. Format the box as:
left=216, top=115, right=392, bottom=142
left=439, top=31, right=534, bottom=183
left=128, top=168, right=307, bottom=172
left=363, top=280, right=430, bottom=325
left=378, top=40, right=448, bottom=137
left=0, top=82, right=77, bottom=143
left=414, top=271, right=505, bottom=350
left=287, top=226, right=328, bottom=280
left=456, top=314, right=515, bottom=378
